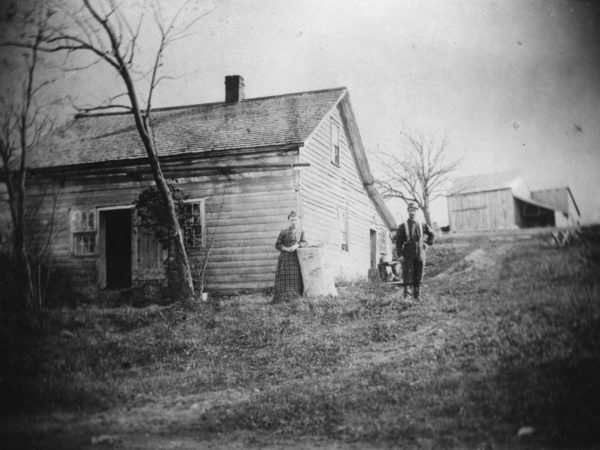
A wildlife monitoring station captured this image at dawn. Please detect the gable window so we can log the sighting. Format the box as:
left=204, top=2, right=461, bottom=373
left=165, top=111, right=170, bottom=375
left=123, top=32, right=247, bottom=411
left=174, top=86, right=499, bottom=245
left=71, top=210, right=96, bottom=255
left=330, top=119, right=340, bottom=166
left=180, top=199, right=205, bottom=248
left=338, top=206, right=349, bottom=251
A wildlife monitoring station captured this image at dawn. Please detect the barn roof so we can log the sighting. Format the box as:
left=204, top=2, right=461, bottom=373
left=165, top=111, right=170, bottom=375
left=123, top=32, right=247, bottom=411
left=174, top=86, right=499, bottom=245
left=531, top=187, right=581, bottom=217
left=448, top=170, right=524, bottom=195
left=28, top=87, right=347, bottom=169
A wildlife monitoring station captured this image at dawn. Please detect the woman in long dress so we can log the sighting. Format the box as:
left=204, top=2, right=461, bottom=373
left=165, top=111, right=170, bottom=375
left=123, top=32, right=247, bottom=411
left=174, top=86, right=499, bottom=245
left=272, top=211, right=307, bottom=303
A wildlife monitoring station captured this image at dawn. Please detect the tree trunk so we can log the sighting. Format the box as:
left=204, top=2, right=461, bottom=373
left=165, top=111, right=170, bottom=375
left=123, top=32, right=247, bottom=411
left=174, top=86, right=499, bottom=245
left=14, top=224, right=35, bottom=318
left=133, top=120, right=195, bottom=300
left=117, top=63, right=196, bottom=301
left=142, top=137, right=195, bottom=300
left=423, top=207, right=432, bottom=226
left=157, top=173, right=195, bottom=300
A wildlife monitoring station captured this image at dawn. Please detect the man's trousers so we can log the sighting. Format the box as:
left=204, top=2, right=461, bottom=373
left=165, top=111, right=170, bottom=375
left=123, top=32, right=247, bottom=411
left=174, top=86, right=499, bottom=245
left=402, top=256, right=425, bottom=288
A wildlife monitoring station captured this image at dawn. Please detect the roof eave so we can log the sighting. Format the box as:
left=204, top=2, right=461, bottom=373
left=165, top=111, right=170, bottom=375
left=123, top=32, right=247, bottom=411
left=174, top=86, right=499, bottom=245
left=566, top=187, right=582, bottom=217
left=28, top=143, right=303, bottom=176
left=513, top=194, right=559, bottom=212
left=336, top=92, right=397, bottom=230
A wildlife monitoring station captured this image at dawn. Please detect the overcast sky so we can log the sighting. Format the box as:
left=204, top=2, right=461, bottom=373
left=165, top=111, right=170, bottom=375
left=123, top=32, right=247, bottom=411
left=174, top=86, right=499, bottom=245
left=25, top=0, right=600, bottom=225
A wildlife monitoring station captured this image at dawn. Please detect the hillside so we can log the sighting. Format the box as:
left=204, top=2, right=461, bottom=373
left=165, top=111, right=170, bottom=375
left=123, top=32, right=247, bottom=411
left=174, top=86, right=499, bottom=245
left=1, top=227, right=599, bottom=449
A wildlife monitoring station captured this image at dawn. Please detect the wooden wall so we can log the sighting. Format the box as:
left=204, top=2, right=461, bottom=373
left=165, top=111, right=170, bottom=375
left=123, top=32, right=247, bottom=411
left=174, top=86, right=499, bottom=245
left=448, top=188, right=518, bottom=231
left=299, top=105, right=388, bottom=281
left=178, top=167, right=298, bottom=292
left=555, top=193, right=580, bottom=228
left=10, top=150, right=300, bottom=296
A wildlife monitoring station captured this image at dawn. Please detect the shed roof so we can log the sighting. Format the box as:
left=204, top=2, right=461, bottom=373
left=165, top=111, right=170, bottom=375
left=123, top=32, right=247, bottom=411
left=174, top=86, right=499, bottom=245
left=29, top=87, right=347, bottom=169
left=531, top=187, right=581, bottom=217
left=448, top=170, right=524, bottom=195
left=513, top=194, right=557, bottom=211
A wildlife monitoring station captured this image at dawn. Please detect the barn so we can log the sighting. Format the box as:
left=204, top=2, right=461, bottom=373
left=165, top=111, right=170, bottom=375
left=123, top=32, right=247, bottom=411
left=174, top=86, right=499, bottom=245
left=0, top=76, right=397, bottom=300
left=447, top=170, right=581, bottom=231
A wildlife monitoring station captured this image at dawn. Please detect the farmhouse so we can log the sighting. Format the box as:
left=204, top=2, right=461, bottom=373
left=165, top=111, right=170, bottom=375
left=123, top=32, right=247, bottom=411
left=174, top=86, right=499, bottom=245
left=447, top=170, right=581, bottom=231
left=0, top=76, right=397, bottom=299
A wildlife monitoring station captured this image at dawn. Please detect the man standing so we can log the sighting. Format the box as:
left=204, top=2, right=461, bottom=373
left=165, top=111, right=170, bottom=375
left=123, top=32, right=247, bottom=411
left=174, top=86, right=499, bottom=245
left=395, top=203, right=435, bottom=300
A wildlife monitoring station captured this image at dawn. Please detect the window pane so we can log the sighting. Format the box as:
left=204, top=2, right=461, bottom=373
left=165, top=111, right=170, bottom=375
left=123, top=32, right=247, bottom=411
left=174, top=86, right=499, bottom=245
left=339, top=209, right=349, bottom=251
left=331, top=120, right=340, bottom=165
left=71, top=211, right=80, bottom=231
left=180, top=201, right=203, bottom=248
left=73, top=232, right=95, bottom=255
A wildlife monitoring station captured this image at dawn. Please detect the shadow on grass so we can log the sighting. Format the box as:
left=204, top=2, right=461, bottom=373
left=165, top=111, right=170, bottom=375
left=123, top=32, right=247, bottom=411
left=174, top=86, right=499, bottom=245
left=489, top=356, right=600, bottom=446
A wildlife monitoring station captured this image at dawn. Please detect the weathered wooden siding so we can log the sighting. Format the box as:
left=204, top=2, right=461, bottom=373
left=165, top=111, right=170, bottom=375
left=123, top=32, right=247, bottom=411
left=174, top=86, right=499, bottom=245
left=299, top=105, right=387, bottom=281
left=179, top=169, right=298, bottom=292
left=17, top=151, right=300, bottom=296
left=18, top=178, right=146, bottom=295
left=448, top=188, right=517, bottom=230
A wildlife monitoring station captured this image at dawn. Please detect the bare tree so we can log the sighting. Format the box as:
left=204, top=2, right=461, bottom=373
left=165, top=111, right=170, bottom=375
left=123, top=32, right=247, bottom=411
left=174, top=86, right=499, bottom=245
left=5, top=0, right=211, bottom=301
left=375, top=130, right=461, bottom=225
left=0, top=3, right=56, bottom=321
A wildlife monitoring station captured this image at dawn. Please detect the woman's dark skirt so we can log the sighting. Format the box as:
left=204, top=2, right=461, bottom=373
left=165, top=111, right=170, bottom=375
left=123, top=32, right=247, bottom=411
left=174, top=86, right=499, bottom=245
left=272, top=251, right=304, bottom=303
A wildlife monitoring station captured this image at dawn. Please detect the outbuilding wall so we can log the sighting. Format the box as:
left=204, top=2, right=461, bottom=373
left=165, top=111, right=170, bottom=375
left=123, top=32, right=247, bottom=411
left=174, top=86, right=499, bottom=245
left=448, top=188, right=517, bottom=231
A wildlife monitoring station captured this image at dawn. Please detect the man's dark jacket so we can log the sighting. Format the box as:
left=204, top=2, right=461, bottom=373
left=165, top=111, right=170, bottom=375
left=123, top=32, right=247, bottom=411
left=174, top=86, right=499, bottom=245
left=395, top=220, right=435, bottom=261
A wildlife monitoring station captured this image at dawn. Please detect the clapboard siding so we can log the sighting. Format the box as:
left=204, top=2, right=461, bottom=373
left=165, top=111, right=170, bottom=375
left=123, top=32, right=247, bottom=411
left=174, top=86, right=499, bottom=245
left=448, top=189, right=517, bottom=230
left=187, top=169, right=294, bottom=287
left=299, top=105, right=386, bottom=281
left=169, top=166, right=296, bottom=292
left=15, top=151, right=299, bottom=295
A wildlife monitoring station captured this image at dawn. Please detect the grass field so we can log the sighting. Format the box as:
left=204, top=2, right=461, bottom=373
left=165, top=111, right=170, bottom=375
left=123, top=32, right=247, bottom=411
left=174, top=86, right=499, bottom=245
left=1, top=227, right=599, bottom=449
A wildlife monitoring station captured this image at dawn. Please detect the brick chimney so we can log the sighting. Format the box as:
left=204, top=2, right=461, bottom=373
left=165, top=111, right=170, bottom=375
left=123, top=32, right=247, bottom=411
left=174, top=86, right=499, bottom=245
left=225, top=75, right=245, bottom=103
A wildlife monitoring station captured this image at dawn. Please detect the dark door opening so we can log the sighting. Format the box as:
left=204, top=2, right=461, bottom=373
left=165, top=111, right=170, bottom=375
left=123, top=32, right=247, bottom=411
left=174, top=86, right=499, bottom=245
left=515, top=198, right=556, bottom=228
left=104, top=209, right=132, bottom=288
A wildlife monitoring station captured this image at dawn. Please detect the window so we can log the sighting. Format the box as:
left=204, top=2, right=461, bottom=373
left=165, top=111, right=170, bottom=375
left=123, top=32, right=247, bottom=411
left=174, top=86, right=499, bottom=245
left=378, top=228, right=388, bottom=254
left=330, top=119, right=340, bottom=166
left=180, top=199, right=205, bottom=248
left=338, top=206, right=349, bottom=251
left=71, top=210, right=96, bottom=255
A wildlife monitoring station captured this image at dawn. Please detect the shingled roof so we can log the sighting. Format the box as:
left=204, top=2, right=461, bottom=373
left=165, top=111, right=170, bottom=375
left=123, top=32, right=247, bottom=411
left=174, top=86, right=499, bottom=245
left=29, top=87, right=347, bottom=169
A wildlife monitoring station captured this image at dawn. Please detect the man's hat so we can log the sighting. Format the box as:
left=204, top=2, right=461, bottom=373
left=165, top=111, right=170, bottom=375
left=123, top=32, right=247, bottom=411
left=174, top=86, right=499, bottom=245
left=406, top=203, right=418, bottom=211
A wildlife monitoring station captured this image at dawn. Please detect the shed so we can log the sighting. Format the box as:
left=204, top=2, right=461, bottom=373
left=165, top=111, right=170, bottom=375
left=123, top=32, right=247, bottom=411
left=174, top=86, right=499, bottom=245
left=447, top=170, right=579, bottom=231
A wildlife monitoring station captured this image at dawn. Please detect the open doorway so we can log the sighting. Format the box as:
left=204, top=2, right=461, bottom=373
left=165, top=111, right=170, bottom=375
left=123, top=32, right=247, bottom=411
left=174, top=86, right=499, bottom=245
left=99, top=209, right=132, bottom=289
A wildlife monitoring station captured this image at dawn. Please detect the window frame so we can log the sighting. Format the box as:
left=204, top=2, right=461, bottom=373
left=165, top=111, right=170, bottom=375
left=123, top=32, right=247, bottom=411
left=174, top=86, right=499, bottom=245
left=70, top=209, right=97, bottom=256
left=330, top=118, right=340, bottom=166
left=378, top=227, right=389, bottom=256
left=338, top=205, right=349, bottom=252
left=180, top=198, right=206, bottom=249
